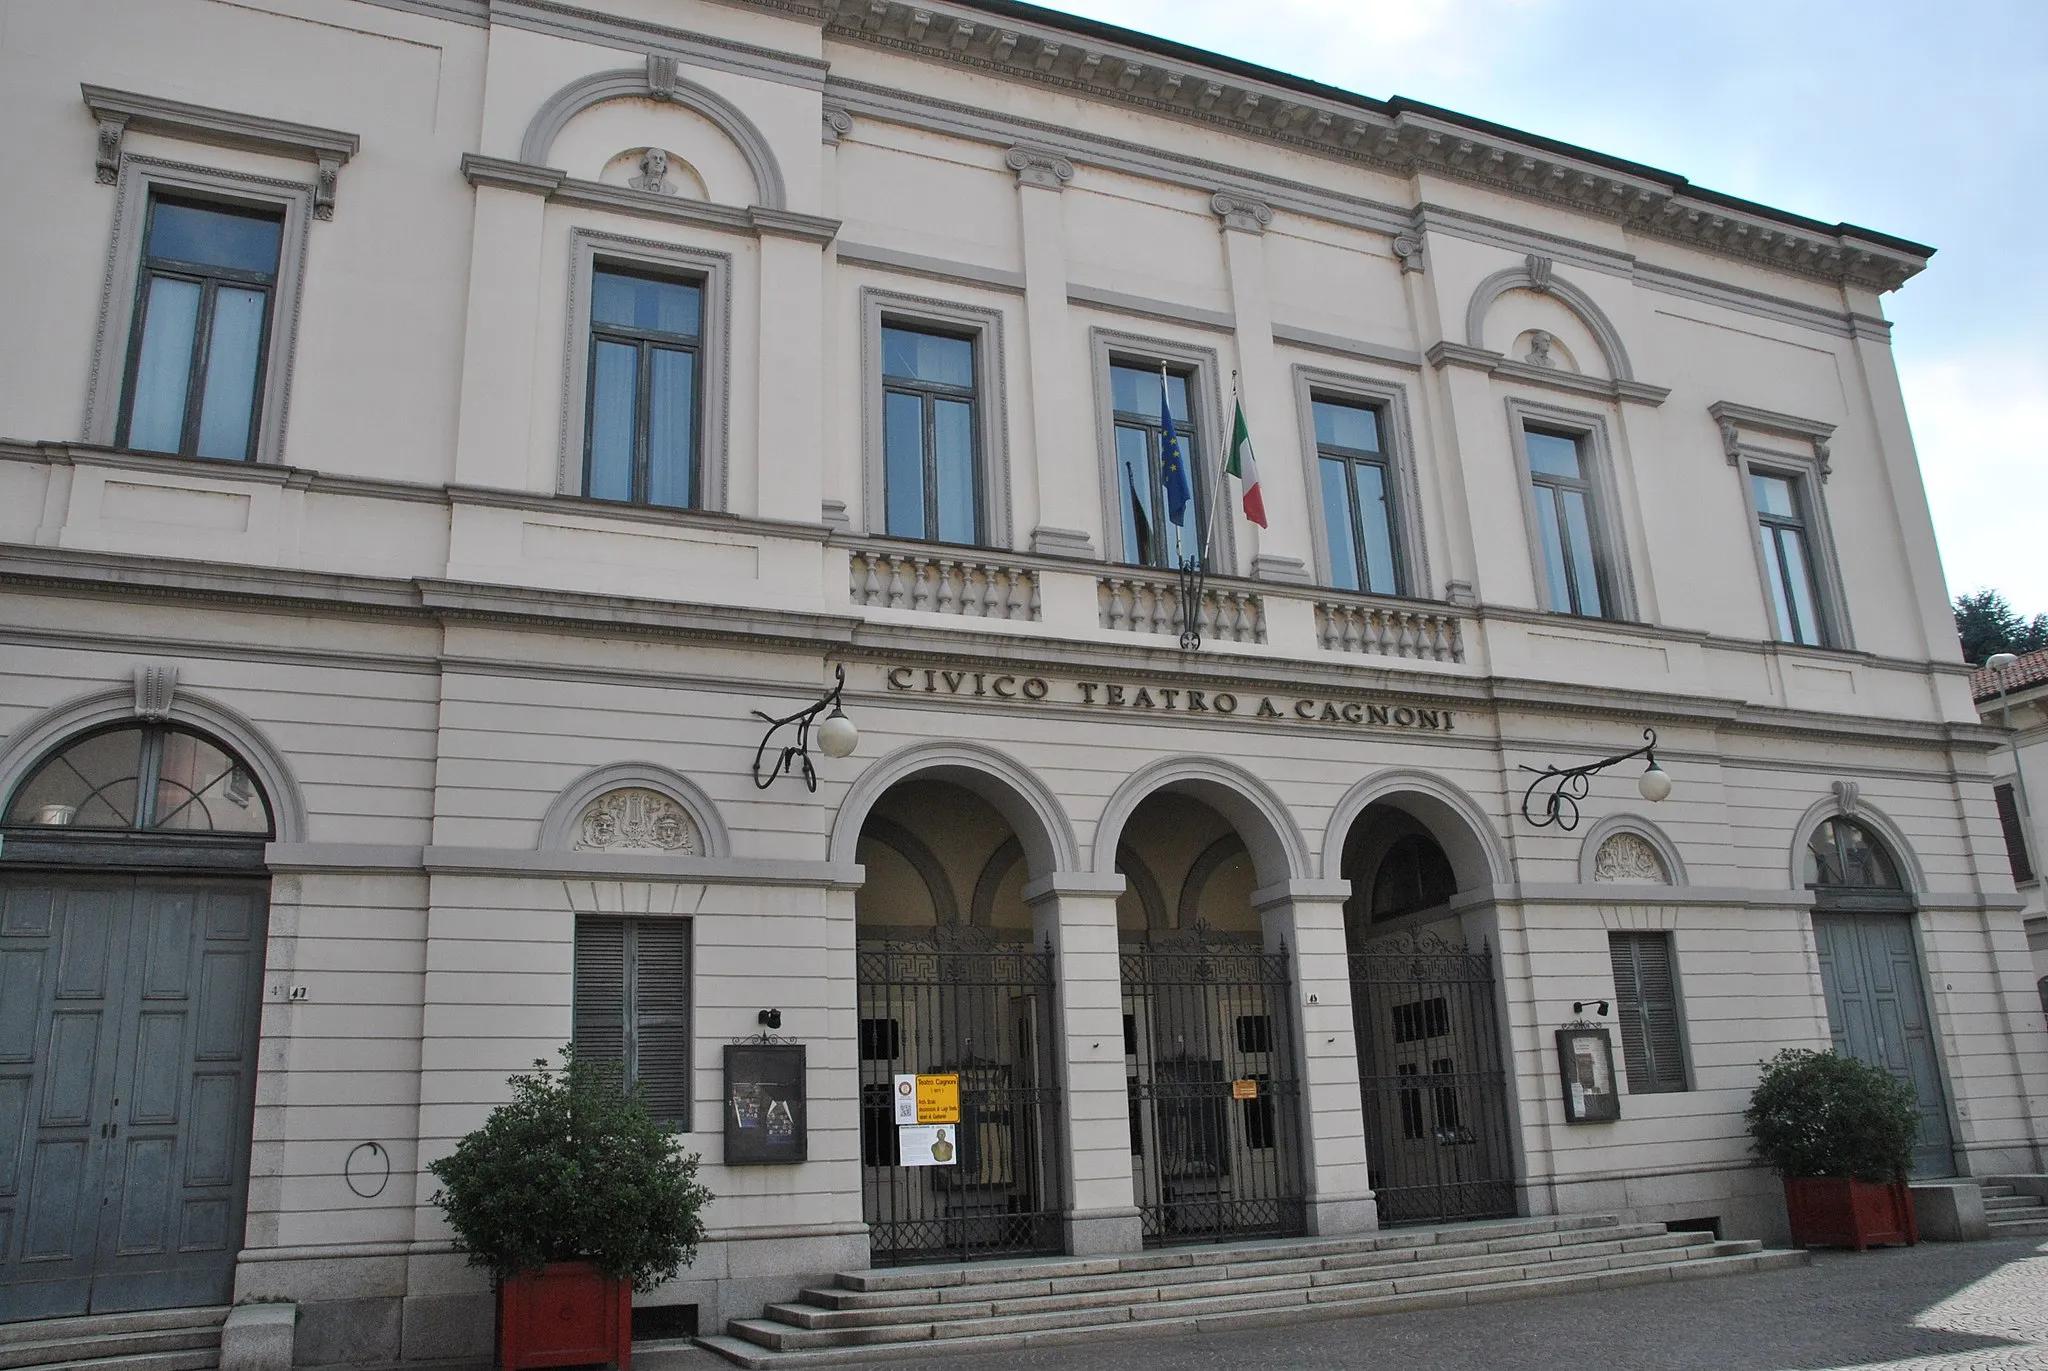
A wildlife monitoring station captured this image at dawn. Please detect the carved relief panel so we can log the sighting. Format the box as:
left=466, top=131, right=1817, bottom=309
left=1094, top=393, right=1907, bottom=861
left=1592, top=832, right=1669, bottom=884
left=572, top=787, right=699, bottom=854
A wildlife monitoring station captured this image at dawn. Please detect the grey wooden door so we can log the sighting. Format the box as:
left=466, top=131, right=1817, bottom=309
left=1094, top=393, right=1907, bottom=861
left=0, top=876, right=267, bottom=1319
left=1811, top=911, right=1954, bottom=1178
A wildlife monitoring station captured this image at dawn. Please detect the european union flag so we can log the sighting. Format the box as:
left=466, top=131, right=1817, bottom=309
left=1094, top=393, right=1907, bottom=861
left=1158, top=371, right=1191, bottom=528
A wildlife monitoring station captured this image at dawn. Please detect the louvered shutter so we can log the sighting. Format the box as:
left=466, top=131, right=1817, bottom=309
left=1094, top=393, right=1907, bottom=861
left=573, top=917, right=692, bottom=1129
left=630, top=919, right=693, bottom=1129
left=1608, top=932, right=1687, bottom=1093
left=1994, top=784, right=2034, bottom=884
left=574, top=917, right=628, bottom=1069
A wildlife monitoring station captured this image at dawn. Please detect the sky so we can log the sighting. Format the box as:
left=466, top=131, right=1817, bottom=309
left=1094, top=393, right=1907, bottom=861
left=1036, top=0, right=2048, bottom=618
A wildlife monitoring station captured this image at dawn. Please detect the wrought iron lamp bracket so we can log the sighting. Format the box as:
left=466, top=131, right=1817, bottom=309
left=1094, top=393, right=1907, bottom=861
left=751, top=664, right=848, bottom=792
left=1518, top=728, right=1661, bottom=831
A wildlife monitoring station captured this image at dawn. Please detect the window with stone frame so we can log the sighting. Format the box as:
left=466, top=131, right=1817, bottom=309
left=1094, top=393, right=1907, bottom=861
left=1522, top=426, right=1617, bottom=619
left=573, top=916, right=692, bottom=1129
left=584, top=265, right=705, bottom=510
left=1608, top=931, right=1687, bottom=1093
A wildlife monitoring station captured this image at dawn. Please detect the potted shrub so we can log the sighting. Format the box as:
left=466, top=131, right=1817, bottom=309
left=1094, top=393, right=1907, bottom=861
left=429, top=1051, right=713, bottom=1370
left=1745, top=1047, right=1921, bottom=1250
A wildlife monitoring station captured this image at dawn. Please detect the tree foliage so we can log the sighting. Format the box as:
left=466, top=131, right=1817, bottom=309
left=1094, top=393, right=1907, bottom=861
left=1954, top=588, right=2048, bottom=666
left=1744, top=1048, right=1920, bottom=1182
left=428, top=1050, right=712, bottom=1290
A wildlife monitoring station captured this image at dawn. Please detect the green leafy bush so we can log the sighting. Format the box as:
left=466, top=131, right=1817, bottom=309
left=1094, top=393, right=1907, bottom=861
left=428, top=1050, right=712, bottom=1291
left=1744, top=1048, right=1919, bottom=1182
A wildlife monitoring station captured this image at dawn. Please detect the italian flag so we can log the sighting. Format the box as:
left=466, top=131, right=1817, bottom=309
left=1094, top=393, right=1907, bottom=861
left=1226, top=397, right=1268, bottom=528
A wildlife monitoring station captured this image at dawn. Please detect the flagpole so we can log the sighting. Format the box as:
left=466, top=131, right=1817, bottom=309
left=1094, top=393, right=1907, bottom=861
left=1203, top=373, right=1238, bottom=565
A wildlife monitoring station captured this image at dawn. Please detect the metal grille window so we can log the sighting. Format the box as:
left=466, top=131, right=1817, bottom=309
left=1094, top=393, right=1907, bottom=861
left=1753, top=471, right=1827, bottom=646
left=1523, top=428, right=1611, bottom=618
left=118, top=196, right=284, bottom=462
left=585, top=266, right=703, bottom=509
left=1313, top=397, right=1402, bottom=595
left=1995, top=782, right=2035, bottom=884
left=882, top=325, right=982, bottom=544
left=573, top=917, right=692, bottom=1128
left=1608, top=932, right=1687, bottom=1093
left=1112, top=363, right=1205, bottom=569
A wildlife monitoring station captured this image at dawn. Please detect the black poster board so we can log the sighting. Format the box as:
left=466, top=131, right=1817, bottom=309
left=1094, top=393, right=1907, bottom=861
left=723, top=1043, right=807, bottom=1164
left=1556, top=1026, right=1621, bottom=1123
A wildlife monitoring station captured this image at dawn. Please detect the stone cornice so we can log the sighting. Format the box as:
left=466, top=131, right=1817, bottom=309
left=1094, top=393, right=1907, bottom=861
left=82, top=84, right=359, bottom=218
left=794, top=0, right=1930, bottom=292
left=459, top=154, right=840, bottom=240
left=1424, top=342, right=1672, bottom=408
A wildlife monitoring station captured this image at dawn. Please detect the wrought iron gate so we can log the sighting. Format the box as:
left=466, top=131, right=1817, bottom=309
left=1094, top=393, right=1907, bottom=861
left=858, top=929, right=1062, bottom=1264
left=1121, top=929, right=1305, bottom=1245
left=1350, top=933, right=1515, bottom=1225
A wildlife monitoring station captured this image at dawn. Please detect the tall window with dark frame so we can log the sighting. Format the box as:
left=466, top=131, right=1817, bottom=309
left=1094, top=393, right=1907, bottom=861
left=1524, top=427, right=1610, bottom=618
left=118, top=196, right=284, bottom=462
left=1994, top=782, right=2035, bottom=884
left=881, top=324, right=981, bottom=544
left=1112, top=362, right=1204, bottom=569
left=1752, top=471, right=1827, bottom=646
left=573, top=916, right=692, bottom=1128
left=1608, top=931, right=1687, bottom=1093
left=1313, top=396, right=1402, bottom=595
left=585, top=266, right=703, bottom=509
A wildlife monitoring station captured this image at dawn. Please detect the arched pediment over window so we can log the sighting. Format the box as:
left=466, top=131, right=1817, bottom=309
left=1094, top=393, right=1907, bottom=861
left=538, top=762, right=730, bottom=858
left=1466, top=254, right=1635, bottom=383
left=521, top=57, right=787, bottom=210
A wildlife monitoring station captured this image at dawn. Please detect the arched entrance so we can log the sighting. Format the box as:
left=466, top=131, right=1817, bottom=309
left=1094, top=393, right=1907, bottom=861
left=1804, top=815, right=1955, bottom=1177
left=0, top=722, right=273, bottom=1318
left=853, top=777, right=1062, bottom=1263
left=1338, top=797, right=1515, bottom=1225
left=1113, top=790, right=1306, bottom=1245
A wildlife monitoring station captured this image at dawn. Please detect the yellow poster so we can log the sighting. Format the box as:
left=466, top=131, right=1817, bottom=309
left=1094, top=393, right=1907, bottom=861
left=1231, top=1078, right=1258, bottom=1101
left=915, top=1073, right=960, bottom=1124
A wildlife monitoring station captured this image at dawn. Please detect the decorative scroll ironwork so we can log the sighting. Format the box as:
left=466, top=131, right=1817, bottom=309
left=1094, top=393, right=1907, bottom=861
left=1519, top=727, right=1661, bottom=831
left=1121, top=932, right=1306, bottom=1245
left=751, top=664, right=848, bottom=793
left=1349, top=938, right=1516, bottom=1226
left=857, top=934, right=1062, bottom=1265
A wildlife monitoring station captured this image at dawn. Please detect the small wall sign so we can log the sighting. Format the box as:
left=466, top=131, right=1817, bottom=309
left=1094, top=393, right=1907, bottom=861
left=914, top=1072, right=960, bottom=1124
left=897, top=1123, right=958, bottom=1167
left=724, top=1043, right=807, bottom=1164
left=1556, top=1027, right=1620, bottom=1123
left=1231, top=1078, right=1259, bottom=1101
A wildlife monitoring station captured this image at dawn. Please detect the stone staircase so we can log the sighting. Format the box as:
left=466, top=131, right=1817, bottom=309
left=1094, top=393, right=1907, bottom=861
left=0, top=1306, right=227, bottom=1371
left=693, top=1215, right=1807, bottom=1368
left=1983, top=1178, right=2048, bottom=1238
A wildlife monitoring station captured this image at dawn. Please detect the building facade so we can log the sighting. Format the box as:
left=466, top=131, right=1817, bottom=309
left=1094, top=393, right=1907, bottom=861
left=1976, top=650, right=2048, bottom=1000
left=2, top=0, right=2046, bottom=1362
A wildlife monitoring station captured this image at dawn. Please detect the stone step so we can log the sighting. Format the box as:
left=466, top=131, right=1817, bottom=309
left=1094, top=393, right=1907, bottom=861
left=831, top=1214, right=1619, bottom=1294
left=0, top=1328, right=222, bottom=1371
left=0, top=1310, right=227, bottom=1350
left=730, top=1236, right=1752, bottom=1352
left=1988, top=1217, right=2048, bottom=1238
left=3, top=1353, right=217, bottom=1371
left=771, top=1230, right=1718, bottom=1331
left=697, top=1247, right=1808, bottom=1368
left=804, top=1221, right=1676, bottom=1312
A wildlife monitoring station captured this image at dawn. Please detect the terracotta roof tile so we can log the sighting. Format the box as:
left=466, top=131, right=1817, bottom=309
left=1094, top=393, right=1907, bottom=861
left=1972, top=646, right=2048, bottom=701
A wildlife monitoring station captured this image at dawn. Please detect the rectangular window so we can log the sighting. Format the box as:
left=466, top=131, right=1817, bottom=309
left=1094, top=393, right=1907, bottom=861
left=118, top=196, right=284, bottom=462
left=1995, top=782, right=2035, bottom=884
left=1752, top=471, right=1827, bottom=646
left=1313, top=396, right=1402, bottom=595
left=1608, top=932, right=1687, bottom=1093
left=881, top=324, right=982, bottom=544
left=573, top=916, right=692, bottom=1128
left=1112, top=362, right=1205, bottom=570
left=584, top=266, right=703, bottom=510
left=1524, top=428, right=1610, bottom=618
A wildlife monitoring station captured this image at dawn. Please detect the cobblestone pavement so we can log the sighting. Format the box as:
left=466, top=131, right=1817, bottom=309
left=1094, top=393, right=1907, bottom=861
left=838, top=1238, right=2048, bottom=1371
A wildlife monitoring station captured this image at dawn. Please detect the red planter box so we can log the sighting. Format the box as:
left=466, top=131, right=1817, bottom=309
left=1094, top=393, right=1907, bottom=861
left=497, top=1262, right=632, bottom=1370
left=1782, top=1176, right=1919, bottom=1250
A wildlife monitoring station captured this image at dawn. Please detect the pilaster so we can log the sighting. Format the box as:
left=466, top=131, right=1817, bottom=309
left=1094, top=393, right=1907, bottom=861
left=1258, top=881, right=1377, bottom=1236
left=755, top=230, right=827, bottom=523
left=1009, top=148, right=1093, bottom=558
left=1214, top=195, right=1311, bottom=584
left=450, top=185, right=547, bottom=491
left=1026, top=873, right=1142, bottom=1254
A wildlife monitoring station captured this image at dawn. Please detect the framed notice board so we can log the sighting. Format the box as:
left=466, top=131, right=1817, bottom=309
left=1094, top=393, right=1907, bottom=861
left=724, top=1043, right=807, bottom=1164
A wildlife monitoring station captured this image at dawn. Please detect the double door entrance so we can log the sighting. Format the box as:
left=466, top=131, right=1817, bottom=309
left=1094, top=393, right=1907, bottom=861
left=1811, top=911, right=1954, bottom=1178
left=0, top=876, right=268, bottom=1319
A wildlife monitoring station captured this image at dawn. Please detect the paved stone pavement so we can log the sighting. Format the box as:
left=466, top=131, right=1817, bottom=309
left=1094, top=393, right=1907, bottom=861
left=829, top=1238, right=2048, bottom=1371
